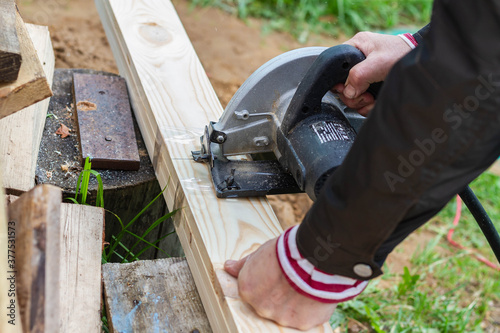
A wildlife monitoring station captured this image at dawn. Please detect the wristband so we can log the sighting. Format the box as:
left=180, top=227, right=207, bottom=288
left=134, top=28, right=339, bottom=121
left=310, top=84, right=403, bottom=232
left=398, top=33, right=418, bottom=49
left=276, top=225, right=368, bottom=303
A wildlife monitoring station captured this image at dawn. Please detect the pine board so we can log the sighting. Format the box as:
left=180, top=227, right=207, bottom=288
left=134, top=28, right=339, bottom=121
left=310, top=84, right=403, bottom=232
left=0, top=11, right=52, bottom=119
left=0, top=0, right=22, bottom=82
left=95, top=1, right=332, bottom=332
left=59, top=203, right=104, bottom=333
left=0, top=23, right=55, bottom=195
left=102, top=258, right=212, bottom=333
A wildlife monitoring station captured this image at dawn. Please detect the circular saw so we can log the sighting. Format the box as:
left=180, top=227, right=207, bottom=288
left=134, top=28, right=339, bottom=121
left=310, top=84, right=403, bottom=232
left=192, top=44, right=381, bottom=200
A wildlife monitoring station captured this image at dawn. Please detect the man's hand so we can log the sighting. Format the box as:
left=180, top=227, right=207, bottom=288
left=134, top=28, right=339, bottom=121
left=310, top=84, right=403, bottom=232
left=334, top=32, right=413, bottom=116
left=224, top=238, right=337, bottom=331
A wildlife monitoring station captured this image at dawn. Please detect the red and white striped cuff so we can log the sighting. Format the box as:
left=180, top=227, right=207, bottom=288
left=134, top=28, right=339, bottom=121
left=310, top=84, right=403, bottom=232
left=276, top=225, right=368, bottom=304
left=398, top=33, right=418, bottom=49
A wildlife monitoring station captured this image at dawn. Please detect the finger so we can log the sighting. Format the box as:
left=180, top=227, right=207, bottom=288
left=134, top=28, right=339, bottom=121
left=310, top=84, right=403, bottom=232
left=224, top=255, right=249, bottom=277
left=337, top=92, right=374, bottom=110
left=343, top=62, right=372, bottom=99
left=358, top=103, right=375, bottom=116
left=332, top=83, right=344, bottom=93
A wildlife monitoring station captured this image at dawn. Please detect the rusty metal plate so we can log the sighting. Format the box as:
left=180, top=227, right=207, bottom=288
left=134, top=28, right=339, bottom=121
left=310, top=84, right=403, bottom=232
left=73, top=73, right=140, bottom=171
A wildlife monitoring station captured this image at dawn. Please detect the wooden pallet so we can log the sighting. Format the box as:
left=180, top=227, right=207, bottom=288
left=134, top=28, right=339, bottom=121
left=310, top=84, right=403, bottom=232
left=102, top=258, right=212, bottom=332
left=3, top=186, right=104, bottom=332
left=0, top=11, right=52, bottom=119
left=95, top=1, right=332, bottom=332
left=0, top=23, right=54, bottom=195
left=0, top=0, right=22, bottom=82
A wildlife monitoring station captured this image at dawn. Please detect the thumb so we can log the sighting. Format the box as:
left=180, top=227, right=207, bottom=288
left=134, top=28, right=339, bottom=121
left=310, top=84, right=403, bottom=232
left=224, top=255, right=250, bottom=278
left=343, top=60, right=374, bottom=99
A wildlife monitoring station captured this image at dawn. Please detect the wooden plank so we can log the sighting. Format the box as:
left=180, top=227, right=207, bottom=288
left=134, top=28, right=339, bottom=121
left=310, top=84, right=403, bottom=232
left=0, top=23, right=55, bottom=195
left=7, top=184, right=61, bottom=333
left=5, top=196, right=104, bottom=332
left=103, top=258, right=212, bottom=333
left=73, top=73, right=140, bottom=171
left=0, top=11, right=52, bottom=120
left=95, top=1, right=332, bottom=332
left=59, top=203, right=104, bottom=333
left=0, top=0, right=22, bottom=82
left=0, top=167, right=23, bottom=332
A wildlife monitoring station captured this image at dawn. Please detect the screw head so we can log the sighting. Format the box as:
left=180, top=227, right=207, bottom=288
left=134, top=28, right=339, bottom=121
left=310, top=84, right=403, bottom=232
left=216, top=135, right=225, bottom=143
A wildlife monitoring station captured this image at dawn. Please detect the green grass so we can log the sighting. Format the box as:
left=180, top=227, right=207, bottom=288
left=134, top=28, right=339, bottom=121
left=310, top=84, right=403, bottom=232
left=331, top=170, right=500, bottom=332
left=188, top=0, right=433, bottom=42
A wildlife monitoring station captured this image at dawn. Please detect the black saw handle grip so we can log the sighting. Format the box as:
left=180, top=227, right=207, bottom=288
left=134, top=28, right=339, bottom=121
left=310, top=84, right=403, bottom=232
left=281, top=44, right=382, bottom=134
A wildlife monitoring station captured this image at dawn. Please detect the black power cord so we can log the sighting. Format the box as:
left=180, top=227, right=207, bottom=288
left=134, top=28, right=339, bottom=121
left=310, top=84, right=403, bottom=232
left=458, top=186, right=500, bottom=264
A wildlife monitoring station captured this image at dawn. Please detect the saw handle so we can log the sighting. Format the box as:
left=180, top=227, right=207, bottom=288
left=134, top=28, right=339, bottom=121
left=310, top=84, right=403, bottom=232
left=281, top=44, right=382, bottom=134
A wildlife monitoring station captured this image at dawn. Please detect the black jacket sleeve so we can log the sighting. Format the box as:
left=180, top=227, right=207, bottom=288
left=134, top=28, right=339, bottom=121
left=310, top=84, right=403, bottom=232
left=413, top=24, right=430, bottom=44
left=296, top=0, right=500, bottom=280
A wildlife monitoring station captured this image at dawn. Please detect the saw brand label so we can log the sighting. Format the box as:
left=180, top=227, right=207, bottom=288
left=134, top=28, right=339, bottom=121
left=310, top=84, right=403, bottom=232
left=311, top=121, right=350, bottom=143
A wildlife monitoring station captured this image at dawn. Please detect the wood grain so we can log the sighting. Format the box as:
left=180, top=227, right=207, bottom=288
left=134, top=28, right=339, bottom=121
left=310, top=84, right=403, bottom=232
left=59, top=203, right=104, bottom=333
left=0, top=167, right=23, bottom=333
left=95, top=1, right=332, bottom=332
left=7, top=185, right=61, bottom=333
left=103, top=258, right=212, bottom=333
left=0, top=0, right=22, bottom=82
left=0, top=11, right=52, bottom=119
left=0, top=23, right=55, bottom=195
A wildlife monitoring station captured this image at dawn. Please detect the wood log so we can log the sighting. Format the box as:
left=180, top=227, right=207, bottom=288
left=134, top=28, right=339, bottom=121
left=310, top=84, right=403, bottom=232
left=0, top=0, right=22, bottom=82
left=36, top=69, right=177, bottom=261
left=102, top=258, right=211, bottom=333
left=0, top=11, right=52, bottom=120
left=95, top=1, right=333, bottom=332
left=0, top=23, right=55, bottom=195
left=0, top=168, right=23, bottom=333
left=59, top=203, right=104, bottom=333
left=7, top=185, right=62, bottom=333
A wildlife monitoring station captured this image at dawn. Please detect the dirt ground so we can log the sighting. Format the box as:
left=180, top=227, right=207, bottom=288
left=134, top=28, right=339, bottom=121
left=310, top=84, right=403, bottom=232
left=17, top=0, right=427, bottom=284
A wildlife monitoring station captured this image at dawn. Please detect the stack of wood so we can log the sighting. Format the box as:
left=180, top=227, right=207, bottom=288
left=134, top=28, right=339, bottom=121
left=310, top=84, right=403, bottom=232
left=0, top=2, right=105, bottom=332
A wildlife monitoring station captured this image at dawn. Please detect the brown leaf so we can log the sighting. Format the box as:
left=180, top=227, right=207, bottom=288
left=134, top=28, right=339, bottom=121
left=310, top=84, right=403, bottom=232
left=55, top=123, right=70, bottom=138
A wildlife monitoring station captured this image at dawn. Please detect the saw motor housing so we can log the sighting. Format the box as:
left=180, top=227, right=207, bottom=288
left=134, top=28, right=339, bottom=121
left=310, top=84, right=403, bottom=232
left=193, top=45, right=379, bottom=200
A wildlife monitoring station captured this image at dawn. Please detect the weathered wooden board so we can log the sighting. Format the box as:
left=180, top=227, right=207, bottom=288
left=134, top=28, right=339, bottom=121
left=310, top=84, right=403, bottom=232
left=59, top=203, right=104, bottom=333
left=0, top=11, right=52, bottom=119
left=0, top=167, right=23, bottom=333
left=5, top=193, right=103, bottom=332
left=0, top=23, right=55, bottom=195
left=73, top=73, right=140, bottom=171
left=0, top=0, right=22, bottom=82
left=95, top=1, right=332, bottom=332
left=7, top=185, right=61, bottom=333
left=103, top=258, right=211, bottom=333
